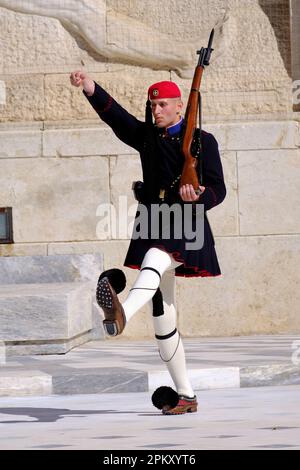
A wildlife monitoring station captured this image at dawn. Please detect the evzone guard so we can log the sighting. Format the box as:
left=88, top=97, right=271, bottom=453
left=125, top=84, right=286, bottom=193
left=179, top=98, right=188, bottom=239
left=70, top=31, right=226, bottom=415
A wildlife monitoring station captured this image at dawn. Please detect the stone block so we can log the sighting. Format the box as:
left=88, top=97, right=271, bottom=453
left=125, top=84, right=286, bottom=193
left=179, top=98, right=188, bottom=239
left=177, top=235, right=300, bottom=336
left=0, top=79, right=5, bottom=105
left=0, top=370, right=52, bottom=397
left=240, top=364, right=300, bottom=388
left=109, top=154, right=141, bottom=240
left=238, top=149, right=300, bottom=235
left=43, top=127, right=138, bottom=157
left=52, top=368, right=148, bottom=394
left=148, top=367, right=240, bottom=392
left=0, top=252, right=106, bottom=352
left=206, top=121, right=299, bottom=151
left=0, top=75, right=45, bottom=122
left=0, top=129, right=41, bottom=158
left=207, top=151, right=239, bottom=236
left=0, top=157, right=109, bottom=242
left=0, top=254, right=102, bottom=285
left=0, top=7, right=99, bottom=75
left=0, top=243, right=47, bottom=257
left=0, top=282, right=92, bottom=351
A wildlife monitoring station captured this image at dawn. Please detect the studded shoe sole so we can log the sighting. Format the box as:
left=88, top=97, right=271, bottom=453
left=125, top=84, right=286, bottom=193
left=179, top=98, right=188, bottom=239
left=96, top=276, right=126, bottom=337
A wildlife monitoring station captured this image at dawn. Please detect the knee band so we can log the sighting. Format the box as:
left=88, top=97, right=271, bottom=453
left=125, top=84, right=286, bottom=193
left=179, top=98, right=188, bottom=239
left=155, top=328, right=180, bottom=363
left=155, top=328, right=177, bottom=341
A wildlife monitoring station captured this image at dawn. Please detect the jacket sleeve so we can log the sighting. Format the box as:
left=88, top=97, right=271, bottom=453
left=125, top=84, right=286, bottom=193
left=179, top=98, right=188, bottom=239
left=196, top=131, right=226, bottom=211
left=83, top=81, right=145, bottom=152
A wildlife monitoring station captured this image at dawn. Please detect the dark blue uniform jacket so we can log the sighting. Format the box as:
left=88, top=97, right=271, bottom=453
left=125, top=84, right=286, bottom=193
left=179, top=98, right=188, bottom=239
left=84, top=82, right=226, bottom=277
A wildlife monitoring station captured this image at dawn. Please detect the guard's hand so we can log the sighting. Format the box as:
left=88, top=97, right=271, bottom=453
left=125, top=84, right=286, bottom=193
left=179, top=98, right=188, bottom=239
left=70, top=70, right=95, bottom=96
left=70, top=70, right=87, bottom=87
left=179, top=184, right=205, bottom=202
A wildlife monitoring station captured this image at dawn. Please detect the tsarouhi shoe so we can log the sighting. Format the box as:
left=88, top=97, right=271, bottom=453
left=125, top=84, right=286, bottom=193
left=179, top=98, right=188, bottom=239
left=96, top=269, right=126, bottom=337
left=162, top=395, right=198, bottom=415
left=151, top=386, right=198, bottom=415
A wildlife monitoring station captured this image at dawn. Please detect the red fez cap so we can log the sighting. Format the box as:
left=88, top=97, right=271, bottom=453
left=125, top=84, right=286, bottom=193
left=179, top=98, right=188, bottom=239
left=148, top=81, right=181, bottom=100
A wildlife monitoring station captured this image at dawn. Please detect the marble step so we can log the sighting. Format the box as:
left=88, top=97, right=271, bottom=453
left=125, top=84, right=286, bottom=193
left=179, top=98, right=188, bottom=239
left=0, top=282, right=93, bottom=355
left=0, top=254, right=102, bottom=285
left=0, top=362, right=300, bottom=397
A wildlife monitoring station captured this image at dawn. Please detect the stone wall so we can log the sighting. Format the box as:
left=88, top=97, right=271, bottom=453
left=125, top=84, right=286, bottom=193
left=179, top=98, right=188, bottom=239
left=0, top=0, right=293, bottom=122
left=0, top=0, right=299, bottom=339
left=0, top=120, right=299, bottom=339
left=291, top=0, right=300, bottom=111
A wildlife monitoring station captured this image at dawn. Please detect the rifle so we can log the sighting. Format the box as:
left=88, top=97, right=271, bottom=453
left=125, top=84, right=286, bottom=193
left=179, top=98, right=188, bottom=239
left=180, top=29, right=214, bottom=195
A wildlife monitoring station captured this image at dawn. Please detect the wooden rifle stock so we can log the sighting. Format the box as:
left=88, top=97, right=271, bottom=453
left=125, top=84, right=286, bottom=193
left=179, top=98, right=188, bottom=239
left=180, top=29, right=214, bottom=194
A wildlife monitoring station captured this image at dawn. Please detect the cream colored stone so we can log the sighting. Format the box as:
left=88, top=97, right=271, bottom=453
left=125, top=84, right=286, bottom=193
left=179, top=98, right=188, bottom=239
left=0, top=5, right=103, bottom=75
left=0, top=0, right=294, bottom=121
left=0, top=244, right=47, bottom=257
left=109, top=154, right=142, bottom=239
left=110, top=154, right=142, bottom=203
left=43, top=69, right=170, bottom=122
left=0, top=130, right=41, bottom=158
left=118, top=299, right=154, bottom=340
left=0, top=79, right=5, bottom=105
left=0, top=157, right=109, bottom=242
left=291, top=0, right=300, bottom=81
left=0, top=0, right=228, bottom=79
left=0, top=75, right=45, bottom=122
left=44, top=74, right=99, bottom=123
left=0, top=371, right=52, bottom=397
left=42, top=121, right=299, bottom=158
left=205, top=121, right=299, bottom=151
left=0, top=122, right=43, bottom=130
left=48, top=240, right=131, bottom=273
left=238, top=149, right=300, bottom=235
left=178, top=235, right=300, bottom=336
left=202, top=87, right=292, bottom=120
left=43, top=127, right=137, bottom=157
left=207, top=151, right=238, bottom=236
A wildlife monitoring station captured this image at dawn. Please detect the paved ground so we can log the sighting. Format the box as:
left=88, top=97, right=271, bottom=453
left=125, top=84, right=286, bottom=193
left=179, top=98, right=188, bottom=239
left=1, top=335, right=300, bottom=396
left=0, top=385, right=300, bottom=450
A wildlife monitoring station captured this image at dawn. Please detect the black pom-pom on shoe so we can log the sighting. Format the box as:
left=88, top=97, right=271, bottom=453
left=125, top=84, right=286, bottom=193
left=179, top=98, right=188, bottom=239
left=151, top=386, right=179, bottom=410
left=98, top=268, right=126, bottom=294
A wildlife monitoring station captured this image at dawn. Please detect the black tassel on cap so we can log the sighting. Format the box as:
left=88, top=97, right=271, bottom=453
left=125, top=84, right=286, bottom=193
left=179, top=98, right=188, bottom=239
left=98, top=268, right=126, bottom=294
left=145, top=98, right=153, bottom=125
left=151, top=386, right=179, bottom=410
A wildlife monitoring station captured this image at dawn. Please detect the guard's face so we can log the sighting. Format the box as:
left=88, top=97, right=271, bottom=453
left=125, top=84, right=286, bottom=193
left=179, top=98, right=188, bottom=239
left=151, top=98, right=183, bottom=129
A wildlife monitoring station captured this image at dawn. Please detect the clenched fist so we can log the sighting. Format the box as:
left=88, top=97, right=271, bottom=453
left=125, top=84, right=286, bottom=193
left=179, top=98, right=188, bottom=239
left=70, top=70, right=95, bottom=96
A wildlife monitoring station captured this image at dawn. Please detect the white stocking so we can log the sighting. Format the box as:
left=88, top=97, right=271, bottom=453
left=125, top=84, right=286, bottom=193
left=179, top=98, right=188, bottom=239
left=153, top=269, right=195, bottom=398
left=122, top=246, right=194, bottom=398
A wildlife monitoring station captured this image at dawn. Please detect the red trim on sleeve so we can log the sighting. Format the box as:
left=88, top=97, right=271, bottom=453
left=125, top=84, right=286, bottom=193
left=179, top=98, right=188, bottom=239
left=101, top=96, right=113, bottom=114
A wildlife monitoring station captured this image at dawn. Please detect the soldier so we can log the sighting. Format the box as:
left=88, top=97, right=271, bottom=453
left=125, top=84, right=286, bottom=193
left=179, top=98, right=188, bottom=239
left=70, top=71, right=226, bottom=415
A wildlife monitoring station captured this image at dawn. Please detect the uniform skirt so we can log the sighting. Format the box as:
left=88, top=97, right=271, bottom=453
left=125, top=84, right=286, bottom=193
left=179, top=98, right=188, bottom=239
left=123, top=202, right=222, bottom=278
